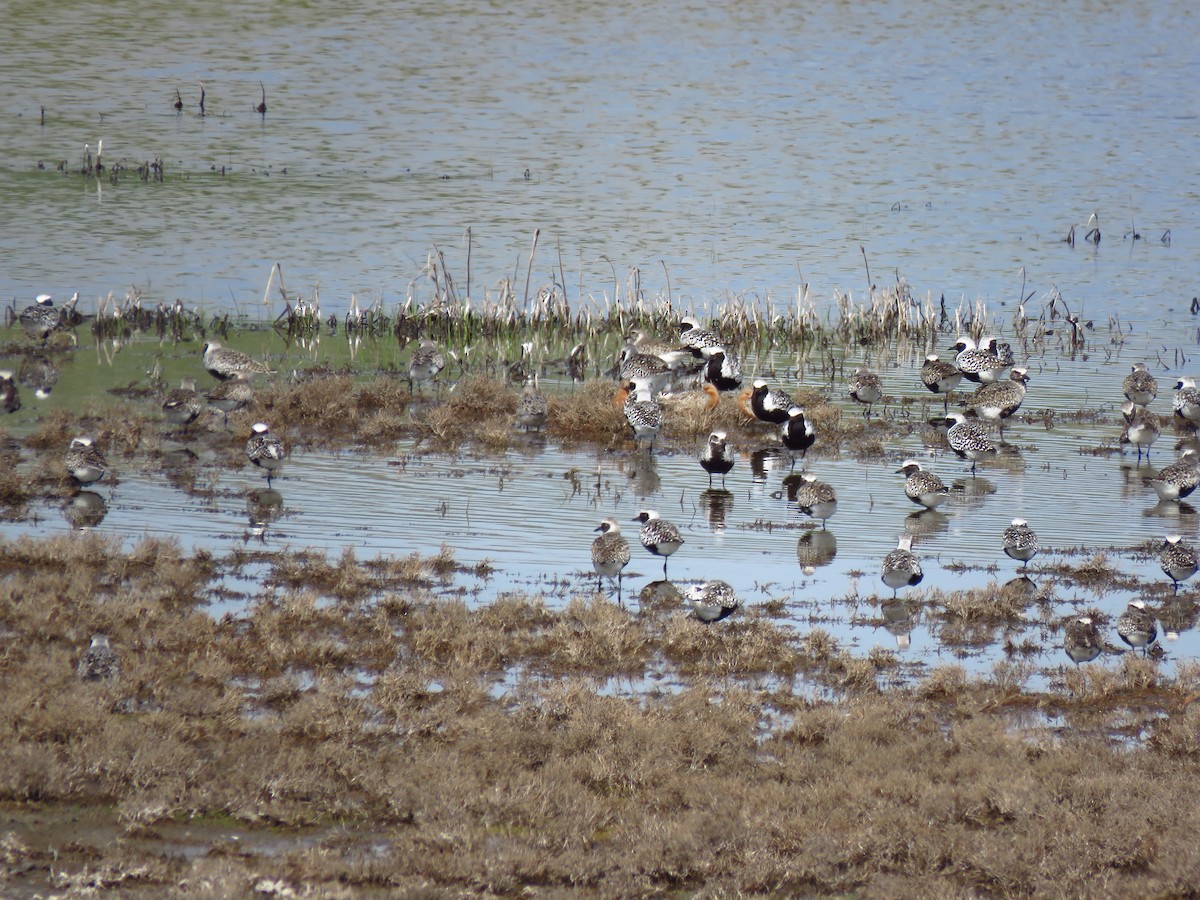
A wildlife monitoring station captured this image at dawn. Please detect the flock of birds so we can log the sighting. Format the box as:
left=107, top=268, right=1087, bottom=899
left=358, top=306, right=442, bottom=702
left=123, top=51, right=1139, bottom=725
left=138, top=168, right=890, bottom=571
left=6, top=295, right=1199, bottom=664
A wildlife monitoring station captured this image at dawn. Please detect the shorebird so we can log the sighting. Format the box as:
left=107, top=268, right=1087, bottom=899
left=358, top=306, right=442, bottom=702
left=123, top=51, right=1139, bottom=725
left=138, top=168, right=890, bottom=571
left=1145, top=449, right=1200, bottom=502
left=1001, top=518, right=1039, bottom=570
left=0, top=370, right=19, bottom=414
left=17, top=353, right=58, bottom=399
left=685, top=580, right=740, bottom=623
left=700, top=431, right=734, bottom=487
left=678, top=316, right=726, bottom=357
left=64, top=436, right=107, bottom=485
left=780, top=406, right=816, bottom=468
left=848, top=367, right=883, bottom=418
left=162, top=377, right=202, bottom=429
left=920, top=354, right=962, bottom=412
left=881, top=535, right=924, bottom=598
left=1174, top=377, right=1200, bottom=426
left=793, top=472, right=837, bottom=528
left=207, top=377, right=253, bottom=425
left=245, top=422, right=285, bottom=485
left=515, top=378, right=548, bottom=432
left=76, top=634, right=119, bottom=682
left=943, top=412, right=998, bottom=475
left=952, top=336, right=1008, bottom=384
left=742, top=379, right=792, bottom=425
left=1159, top=535, right=1199, bottom=593
left=1120, top=401, right=1160, bottom=462
left=702, top=349, right=743, bottom=392
left=1064, top=617, right=1103, bottom=665
left=895, top=459, right=949, bottom=511
left=967, top=367, right=1029, bottom=439
left=408, top=340, right=446, bottom=392
left=618, top=382, right=663, bottom=448
left=625, top=327, right=691, bottom=370
left=657, top=383, right=719, bottom=417
left=19, top=292, right=75, bottom=343
left=632, top=510, right=684, bottom=578
left=1123, top=363, right=1158, bottom=407
left=1117, top=599, right=1157, bottom=655
left=591, top=518, right=632, bottom=600
left=618, top=349, right=672, bottom=396
left=203, top=340, right=272, bottom=381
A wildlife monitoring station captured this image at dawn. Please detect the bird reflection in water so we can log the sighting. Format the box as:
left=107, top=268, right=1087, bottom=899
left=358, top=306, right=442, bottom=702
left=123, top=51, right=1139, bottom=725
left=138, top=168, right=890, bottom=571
left=621, top=449, right=661, bottom=498
left=881, top=598, right=917, bottom=650
left=1160, top=597, right=1200, bottom=641
left=63, top=491, right=107, bottom=530
left=698, top=488, right=733, bottom=532
left=904, top=509, right=949, bottom=541
left=245, top=488, right=284, bottom=542
left=796, top=529, right=837, bottom=571
left=636, top=578, right=682, bottom=614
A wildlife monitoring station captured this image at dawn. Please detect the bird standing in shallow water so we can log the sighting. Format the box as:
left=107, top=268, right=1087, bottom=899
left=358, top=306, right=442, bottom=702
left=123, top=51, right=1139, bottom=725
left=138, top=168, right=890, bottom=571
left=921, top=354, right=962, bottom=412
left=1174, top=377, right=1200, bottom=427
left=793, top=472, right=837, bottom=528
left=515, top=378, right=548, bottom=432
left=944, top=412, right=998, bottom=476
left=1159, top=535, right=1198, bottom=593
left=780, top=407, right=816, bottom=468
left=633, top=510, right=684, bottom=578
left=967, top=367, right=1030, bottom=440
left=1120, top=401, right=1160, bottom=463
left=881, top=536, right=923, bottom=598
left=685, top=580, right=740, bottom=623
left=952, top=336, right=1008, bottom=384
left=895, top=459, right=949, bottom=511
left=76, top=634, right=119, bottom=682
left=162, top=377, right=202, bottom=429
left=848, top=367, right=883, bottom=418
left=1145, top=449, right=1200, bottom=502
left=1002, top=518, right=1039, bottom=570
left=1123, top=363, right=1157, bottom=407
left=246, top=422, right=286, bottom=486
left=203, top=341, right=272, bottom=381
left=591, top=518, right=631, bottom=602
left=618, top=382, right=663, bottom=449
left=1117, top=600, right=1157, bottom=655
left=408, top=340, right=446, bottom=392
left=1064, top=617, right=1102, bottom=665
left=700, top=431, right=734, bottom=488
left=64, top=436, right=107, bottom=485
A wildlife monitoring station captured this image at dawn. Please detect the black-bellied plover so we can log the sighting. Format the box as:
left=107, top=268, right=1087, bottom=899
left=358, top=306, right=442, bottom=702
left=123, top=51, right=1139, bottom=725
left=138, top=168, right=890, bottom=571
left=1117, top=599, right=1157, bottom=655
left=1001, top=518, right=1039, bottom=570
left=246, top=422, right=285, bottom=485
left=1123, top=363, right=1158, bottom=407
left=744, top=379, right=792, bottom=425
left=794, top=472, right=837, bottom=529
left=76, top=634, right=119, bottom=682
left=625, top=327, right=691, bottom=370
left=780, top=406, right=816, bottom=468
left=703, top=349, right=743, bottom=392
left=1144, top=449, right=1200, bottom=502
left=162, top=377, right=202, bottom=429
left=19, top=292, right=75, bottom=343
left=944, top=412, right=998, bottom=475
left=700, top=431, right=734, bottom=488
left=0, top=370, right=19, bottom=415
left=207, top=377, right=254, bottom=425
left=685, top=580, right=740, bottom=623
left=64, top=436, right=107, bottom=485
left=515, top=378, right=549, bottom=432
left=618, top=349, right=672, bottom=396
left=1120, top=401, right=1160, bottom=463
left=1174, top=376, right=1200, bottom=426
left=592, top=517, right=632, bottom=600
left=678, top=316, right=726, bottom=357
left=18, top=353, right=58, bottom=399
left=952, top=336, right=1007, bottom=384
left=848, top=367, right=883, bottom=418
left=408, top=340, right=447, bottom=392
left=203, top=340, right=272, bottom=381
left=967, top=367, right=1029, bottom=439
left=1064, top=617, right=1102, bottom=665
left=1159, top=535, right=1199, bottom=593
left=619, top=382, right=663, bottom=448
left=881, top=535, right=924, bottom=598
left=632, top=509, right=684, bottom=578
left=895, top=459, right=949, bottom=511
left=921, top=354, right=962, bottom=412
left=983, top=335, right=1015, bottom=369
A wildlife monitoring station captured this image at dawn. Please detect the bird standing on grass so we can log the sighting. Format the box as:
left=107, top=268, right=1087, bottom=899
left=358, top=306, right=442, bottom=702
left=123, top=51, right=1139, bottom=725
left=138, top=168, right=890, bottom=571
left=76, top=634, right=119, bottom=682
left=516, top=378, right=548, bottom=432
left=203, top=341, right=272, bottom=381
left=848, top=367, right=883, bottom=418
left=408, top=340, right=447, bottom=392
left=163, top=377, right=202, bottom=429
left=685, top=580, right=740, bottom=623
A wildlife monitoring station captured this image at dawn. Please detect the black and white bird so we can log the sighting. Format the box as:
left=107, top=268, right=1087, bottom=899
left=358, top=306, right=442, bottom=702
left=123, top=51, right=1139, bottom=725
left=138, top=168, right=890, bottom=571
left=967, top=367, right=1029, bottom=439
left=678, top=316, right=726, bottom=357
left=625, top=327, right=691, bottom=370
left=1159, top=535, right=1199, bottom=593
left=1120, top=401, right=1160, bottom=463
left=780, top=406, right=816, bottom=468
left=1117, top=600, right=1157, bottom=655
left=633, top=510, right=684, bottom=578
left=1174, top=376, right=1200, bottom=426
left=19, top=292, right=76, bottom=343
left=0, top=369, right=19, bottom=415
left=744, top=379, right=792, bottom=425
left=1064, top=617, right=1103, bottom=665
left=76, top=634, right=119, bottom=682
left=203, top=341, right=272, bottom=381
left=848, top=367, right=883, bottom=418
left=1145, top=449, right=1200, bottom=502
left=700, top=431, right=734, bottom=488
left=952, top=336, right=1008, bottom=384
left=685, top=580, right=740, bottom=623
left=515, top=378, right=549, bottom=432
left=1001, top=518, right=1039, bottom=570
left=591, top=518, right=632, bottom=600
left=895, top=459, right=949, bottom=511
left=702, top=349, right=743, bottom=392
left=920, top=354, right=962, bottom=412
left=881, top=536, right=924, bottom=597
left=64, top=436, right=107, bottom=485
left=246, top=422, right=286, bottom=485
left=620, top=382, right=663, bottom=448
left=162, top=377, right=203, bottom=429
left=793, top=472, right=837, bottom=528
left=943, top=412, right=998, bottom=475
left=1123, top=363, right=1158, bottom=407
left=408, top=340, right=447, bottom=392
left=618, top=349, right=672, bottom=396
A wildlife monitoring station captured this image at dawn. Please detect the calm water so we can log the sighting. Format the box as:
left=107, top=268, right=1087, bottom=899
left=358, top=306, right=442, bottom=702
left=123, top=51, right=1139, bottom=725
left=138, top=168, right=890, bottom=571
left=3, top=0, right=1200, bottom=685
